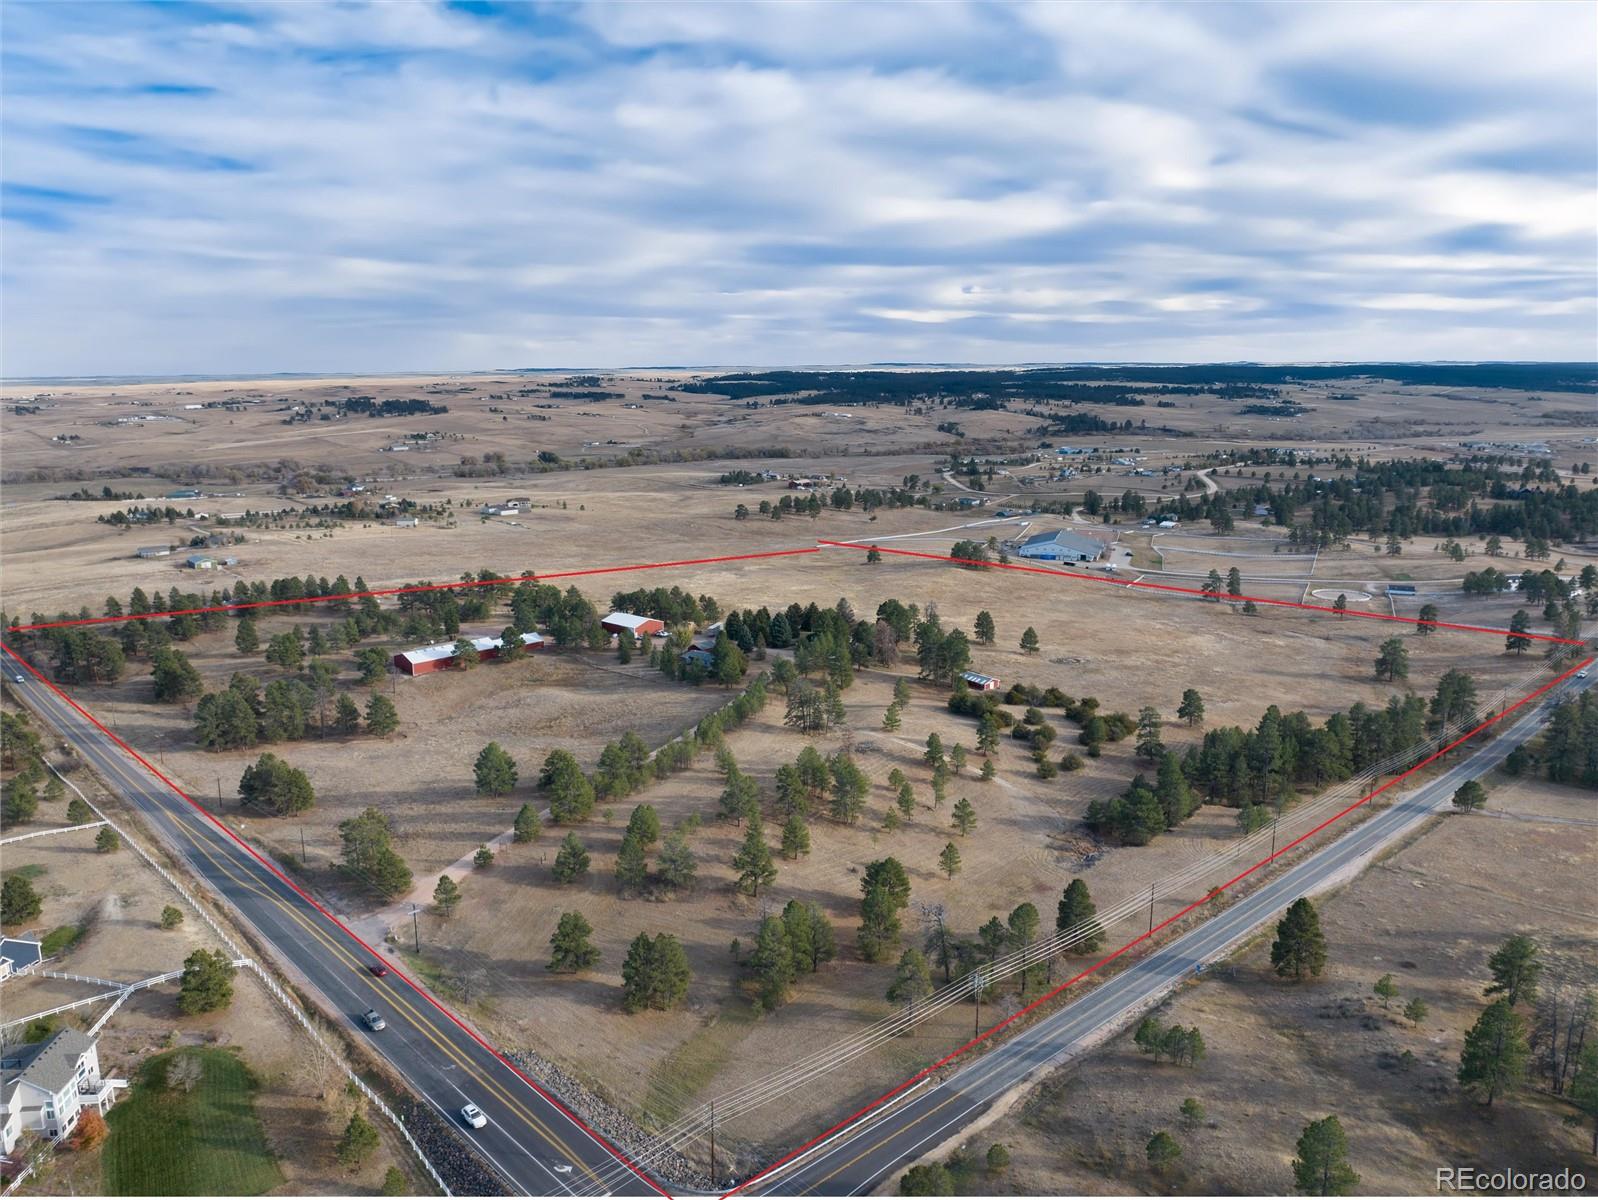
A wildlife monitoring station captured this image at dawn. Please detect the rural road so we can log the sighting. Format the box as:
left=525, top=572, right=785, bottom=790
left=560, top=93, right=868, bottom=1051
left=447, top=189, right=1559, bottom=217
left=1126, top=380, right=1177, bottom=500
left=748, top=663, right=1594, bottom=1197
left=2, top=655, right=662, bottom=1199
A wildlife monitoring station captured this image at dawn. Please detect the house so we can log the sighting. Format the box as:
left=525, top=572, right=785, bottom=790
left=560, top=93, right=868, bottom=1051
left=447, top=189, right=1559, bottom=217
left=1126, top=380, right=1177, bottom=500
left=1015, top=529, right=1105, bottom=563
left=960, top=671, right=1001, bottom=692
left=184, top=553, right=215, bottom=570
left=392, top=632, right=545, bottom=676
left=1157, top=518, right=1179, bottom=529
left=0, top=1031, right=126, bottom=1152
left=1253, top=503, right=1272, bottom=517
left=479, top=503, right=519, bottom=517
left=679, top=624, right=723, bottom=668
left=135, top=546, right=170, bottom=559
left=391, top=517, right=419, bottom=528
left=600, top=612, right=666, bottom=638
left=0, top=937, right=42, bottom=982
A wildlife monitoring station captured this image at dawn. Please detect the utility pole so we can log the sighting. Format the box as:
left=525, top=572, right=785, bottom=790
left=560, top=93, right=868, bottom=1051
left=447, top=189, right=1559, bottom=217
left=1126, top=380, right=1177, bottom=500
left=216, top=775, right=222, bottom=812
left=300, top=825, right=307, bottom=864
left=708, top=1099, right=716, bottom=1187
left=1271, top=816, right=1279, bottom=858
left=973, top=970, right=983, bottom=1036
left=1147, top=883, right=1156, bottom=933
left=410, top=905, right=420, bottom=953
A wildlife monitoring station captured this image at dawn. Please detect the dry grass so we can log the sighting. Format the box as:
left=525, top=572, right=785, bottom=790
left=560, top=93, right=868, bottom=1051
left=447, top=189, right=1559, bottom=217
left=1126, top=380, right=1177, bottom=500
left=978, top=776, right=1598, bottom=1197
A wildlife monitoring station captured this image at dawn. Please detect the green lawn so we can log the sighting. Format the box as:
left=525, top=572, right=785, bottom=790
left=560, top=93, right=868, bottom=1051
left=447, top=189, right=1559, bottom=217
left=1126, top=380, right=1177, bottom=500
left=104, top=1047, right=283, bottom=1196
left=2, top=863, right=45, bottom=882
left=39, top=924, right=83, bottom=956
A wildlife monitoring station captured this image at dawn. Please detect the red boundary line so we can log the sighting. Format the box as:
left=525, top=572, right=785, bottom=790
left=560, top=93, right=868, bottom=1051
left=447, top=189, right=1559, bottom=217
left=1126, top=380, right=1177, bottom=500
left=8, top=547, right=820, bottom=632
left=0, top=643, right=675, bottom=1200
left=6, top=539, right=1592, bottom=1199
left=723, top=653, right=1594, bottom=1199
left=820, top=540, right=1587, bottom=645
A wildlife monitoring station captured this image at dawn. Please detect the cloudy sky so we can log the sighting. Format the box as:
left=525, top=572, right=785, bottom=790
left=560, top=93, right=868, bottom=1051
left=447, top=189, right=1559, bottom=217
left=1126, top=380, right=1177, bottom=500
left=2, top=1, right=1594, bottom=376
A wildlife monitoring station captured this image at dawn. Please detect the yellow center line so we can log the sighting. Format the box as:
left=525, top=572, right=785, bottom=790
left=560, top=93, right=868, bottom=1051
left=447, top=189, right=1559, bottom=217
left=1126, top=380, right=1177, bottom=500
left=88, top=736, right=606, bottom=1191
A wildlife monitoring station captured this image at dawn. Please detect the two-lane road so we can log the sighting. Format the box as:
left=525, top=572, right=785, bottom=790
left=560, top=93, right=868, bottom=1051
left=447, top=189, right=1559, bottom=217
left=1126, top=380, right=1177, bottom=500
left=3, top=654, right=662, bottom=1199
left=752, top=665, right=1592, bottom=1196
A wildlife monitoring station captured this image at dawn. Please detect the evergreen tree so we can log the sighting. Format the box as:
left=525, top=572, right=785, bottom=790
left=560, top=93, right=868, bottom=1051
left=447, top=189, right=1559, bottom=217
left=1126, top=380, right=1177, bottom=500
left=96, top=826, right=121, bottom=854
left=620, top=932, right=692, bottom=1013
left=1373, top=973, right=1398, bottom=1009
left=1506, top=608, right=1532, bottom=654
left=160, top=905, right=184, bottom=930
left=974, top=610, right=996, bottom=644
left=552, top=832, right=590, bottom=883
left=547, top=911, right=600, bottom=972
left=951, top=796, right=977, bottom=836
left=1568, top=1039, right=1598, bottom=1155
left=625, top=803, right=661, bottom=847
left=1020, top=626, right=1040, bottom=654
left=333, top=692, right=362, bottom=735
left=615, top=831, right=649, bottom=894
left=1292, top=1116, right=1358, bottom=1196
left=886, top=947, right=932, bottom=1015
left=339, top=807, right=413, bottom=897
left=858, top=857, right=910, bottom=961
left=513, top=803, right=543, bottom=843
left=151, top=648, right=205, bottom=702
left=1416, top=602, right=1439, bottom=635
left=364, top=694, right=399, bottom=736
left=828, top=753, right=870, bottom=824
left=337, top=1112, right=380, bottom=1168
left=1271, top=897, right=1327, bottom=980
left=938, top=841, right=961, bottom=879
left=899, top=1163, right=952, bottom=1195
left=781, top=899, right=835, bottom=972
left=731, top=814, right=778, bottom=896
left=238, top=753, right=315, bottom=816
left=1451, top=779, right=1487, bottom=810
left=234, top=618, right=259, bottom=655
left=1146, top=1131, right=1182, bottom=1173
left=1373, top=637, right=1409, bottom=682
left=473, top=742, right=519, bottom=796
left=542, top=750, right=595, bottom=823
left=749, top=914, right=797, bottom=1010
left=780, top=811, right=811, bottom=859
left=1056, top=878, right=1104, bottom=953
left=1135, top=706, right=1164, bottom=760
left=178, top=948, right=236, bottom=1014
left=433, top=874, right=462, bottom=916
left=1178, top=688, right=1205, bottom=726
left=1484, top=934, right=1542, bottom=1006
left=1458, top=1000, right=1528, bottom=1106
left=1, top=875, right=42, bottom=924
left=655, top=830, right=698, bottom=890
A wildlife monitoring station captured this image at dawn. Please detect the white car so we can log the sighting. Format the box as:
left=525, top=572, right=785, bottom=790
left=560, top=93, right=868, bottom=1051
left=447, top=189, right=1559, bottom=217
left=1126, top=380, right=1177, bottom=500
left=460, top=1103, right=488, bottom=1130
left=11, top=674, right=23, bottom=684
left=1578, top=669, right=1590, bottom=680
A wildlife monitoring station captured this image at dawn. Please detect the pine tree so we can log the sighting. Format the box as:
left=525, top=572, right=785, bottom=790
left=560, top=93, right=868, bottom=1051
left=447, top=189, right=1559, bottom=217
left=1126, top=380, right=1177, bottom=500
left=234, top=618, right=259, bottom=655
left=433, top=874, right=462, bottom=916
left=655, top=830, right=697, bottom=889
left=364, top=694, right=399, bottom=736
left=1484, top=934, right=1542, bottom=1006
left=1146, top=1130, right=1182, bottom=1173
left=780, top=811, right=810, bottom=859
left=95, top=826, right=121, bottom=854
left=1178, top=688, right=1204, bottom=726
left=974, top=610, right=996, bottom=644
left=551, top=832, right=590, bottom=883
left=547, top=911, right=600, bottom=973
left=749, top=915, right=796, bottom=1010
left=1056, top=878, right=1104, bottom=953
left=886, top=947, right=932, bottom=1015
left=938, top=841, right=961, bottom=879
left=615, top=831, right=649, bottom=894
left=951, top=796, right=977, bottom=836
left=1292, top=1116, right=1358, bottom=1195
left=1020, top=626, right=1040, bottom=654
left=1373, top=973, right=1398, bottom=1009
left=473, top=742, right=519, bottom=796
left=1458, top=999, right=1530, bottom=1106
left=1506, top=608, right=1532, bottom=654
left=178, top=948, right=236, bottom=1015
left=732, top=815, right=777, bottom=896
left=513, top=803, right=543, bottom=843
left=621, top=932, right=691, bottom=1013
left=1271, top=897, right=1327, bottom=980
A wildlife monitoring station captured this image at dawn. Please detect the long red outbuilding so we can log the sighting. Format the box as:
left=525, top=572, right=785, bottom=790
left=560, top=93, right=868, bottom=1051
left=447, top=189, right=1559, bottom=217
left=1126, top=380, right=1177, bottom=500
left=392, top=631, right=545, bottom=676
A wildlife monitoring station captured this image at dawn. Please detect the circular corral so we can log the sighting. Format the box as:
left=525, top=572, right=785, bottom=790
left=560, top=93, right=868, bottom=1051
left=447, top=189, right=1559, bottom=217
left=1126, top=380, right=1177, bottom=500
left=1310, top=587, right=1373, bottom=602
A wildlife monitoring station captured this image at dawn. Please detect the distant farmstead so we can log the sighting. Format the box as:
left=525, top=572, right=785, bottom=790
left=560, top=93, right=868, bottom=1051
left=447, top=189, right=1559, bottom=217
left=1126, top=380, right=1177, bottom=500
left=392, top=632, right=545, bottom=676
left=1015, top=529, right=1106, bottom=563
left=600, top=612, right=665, bottom=638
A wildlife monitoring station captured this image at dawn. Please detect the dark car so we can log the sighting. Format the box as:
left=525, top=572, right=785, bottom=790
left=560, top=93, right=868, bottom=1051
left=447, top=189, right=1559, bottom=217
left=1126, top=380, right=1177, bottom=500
left=368, top=962, right=389, bottom=977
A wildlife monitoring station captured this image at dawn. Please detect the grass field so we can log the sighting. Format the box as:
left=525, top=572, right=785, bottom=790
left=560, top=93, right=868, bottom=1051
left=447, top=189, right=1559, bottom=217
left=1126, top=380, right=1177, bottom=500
left=103, top=1047, right=283, bottom=1197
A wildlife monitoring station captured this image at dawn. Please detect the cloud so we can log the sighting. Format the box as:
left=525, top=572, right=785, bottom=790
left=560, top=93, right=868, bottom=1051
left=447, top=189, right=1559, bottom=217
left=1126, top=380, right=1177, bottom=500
left=1, top=0, right=1593, bottom=374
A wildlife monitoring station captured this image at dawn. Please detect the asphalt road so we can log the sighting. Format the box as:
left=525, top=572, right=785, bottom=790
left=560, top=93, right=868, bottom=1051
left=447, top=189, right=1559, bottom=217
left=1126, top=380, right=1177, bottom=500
left=3, top=656, right=661, bottom=1199
left=751, top=666, right=1593, bottom=1197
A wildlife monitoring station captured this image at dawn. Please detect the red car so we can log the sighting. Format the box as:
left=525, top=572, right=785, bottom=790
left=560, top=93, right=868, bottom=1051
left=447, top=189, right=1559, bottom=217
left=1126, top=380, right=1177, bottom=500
left=368, top=962, right=389, bottom=977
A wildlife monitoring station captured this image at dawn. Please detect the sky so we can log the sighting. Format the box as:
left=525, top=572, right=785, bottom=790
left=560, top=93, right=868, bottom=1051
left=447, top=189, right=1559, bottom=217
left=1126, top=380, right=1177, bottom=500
left=2, top=0, right=1595, bottom=377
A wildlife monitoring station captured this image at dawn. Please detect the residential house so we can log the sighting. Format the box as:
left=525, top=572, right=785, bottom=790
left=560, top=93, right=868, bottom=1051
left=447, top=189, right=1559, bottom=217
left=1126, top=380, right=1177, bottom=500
left=0, top=1031, right=126, bottom=1152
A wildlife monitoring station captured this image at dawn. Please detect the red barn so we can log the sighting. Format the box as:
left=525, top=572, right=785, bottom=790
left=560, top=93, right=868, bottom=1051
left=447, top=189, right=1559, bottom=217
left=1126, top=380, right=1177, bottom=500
left=600, top=612, right=665, bottom=638
left=392, top=632, right=544, bottom=676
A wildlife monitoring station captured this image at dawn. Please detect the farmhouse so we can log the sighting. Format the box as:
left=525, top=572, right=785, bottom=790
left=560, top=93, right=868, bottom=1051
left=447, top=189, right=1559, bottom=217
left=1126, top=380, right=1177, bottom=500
left=392, top=631, right=545, bottom=676
left=0, top=1030, right=125, bottom=1151
left=1015, top=529, right=1106, bottom=563
left=0, top=937, right=42, bottom=981
left=679, top=624, right=723, bottom=668
left=601, top=612, right=665, bottom=638
left=961, top=671, right=1002, bottom=691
